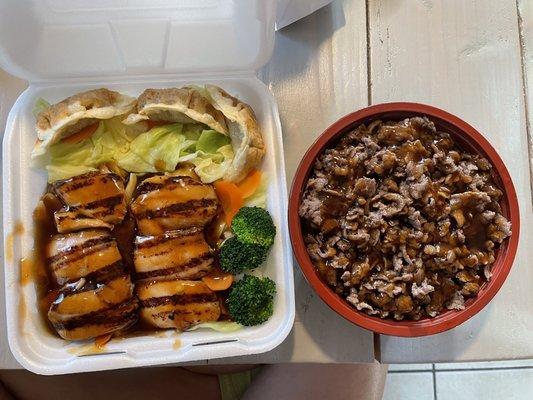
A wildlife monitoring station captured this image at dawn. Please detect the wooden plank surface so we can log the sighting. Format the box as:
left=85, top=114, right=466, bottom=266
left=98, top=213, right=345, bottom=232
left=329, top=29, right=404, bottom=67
left=0, top=0, right=374, bottom=368
left=519, top=0, right=533, bottom=183
left=2, top=0, right=533, bottom=368
left=230, top=0, right=374, bottom=363
left=370, top=0, right=533, bottom=363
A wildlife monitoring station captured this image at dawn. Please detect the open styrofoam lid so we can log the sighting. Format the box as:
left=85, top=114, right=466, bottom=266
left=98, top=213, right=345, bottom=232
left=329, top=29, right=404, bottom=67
left=0, top=0, right=275, bottom=81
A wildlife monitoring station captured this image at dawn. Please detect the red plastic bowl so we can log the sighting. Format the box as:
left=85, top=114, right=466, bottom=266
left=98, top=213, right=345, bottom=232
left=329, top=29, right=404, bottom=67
left=288, top=103, right=520, bottom=337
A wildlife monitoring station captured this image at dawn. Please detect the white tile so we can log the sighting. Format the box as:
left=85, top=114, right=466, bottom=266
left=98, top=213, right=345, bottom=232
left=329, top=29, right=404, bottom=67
left=382, top=372, right=434, bottom=400
left=388, top=363, right=433, bottom=372
left=436, top=369, right=533, bottom=400
left=436, top=359, right=533, bottom=370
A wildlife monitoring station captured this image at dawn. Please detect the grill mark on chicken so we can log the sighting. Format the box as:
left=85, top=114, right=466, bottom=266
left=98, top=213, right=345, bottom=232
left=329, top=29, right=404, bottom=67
left=54, top=313, right=138, bottom=341
left=53, top=172, right=103, bottom=193
left=139, top=293, right=218, bottom=308
left=133, top=228, right=214, bottom=280
left=47, top=236, right=115, bottom=265
left=51, top=298, right=138, bottom=331
left=42, top=169, right=225, bottom=337
left=55, top=213, right=108, bottom=225
left=135, top=227, right=202, bottom=249
left=54, top=172, right=122, bottom=194
left=135, top=199, right=217, bottom=220
left=52, top=172, right=127, bottom=231
left=69, top=261, right=125, bottom=289
left=131, top=174, right=218, bottom=235
left=151, top=310, right=206, bottom=322
left=57, top=268, right=128, bottom=295
left=136, top=176, right=203, bottom=196
left=136, top=253, right=213, bottom=280
left=68, top=195, right=124, bottom=213
left=54, top=210, right=113, bottom=233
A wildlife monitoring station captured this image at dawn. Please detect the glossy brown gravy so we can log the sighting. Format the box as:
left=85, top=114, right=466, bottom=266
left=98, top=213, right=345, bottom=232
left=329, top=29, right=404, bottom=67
left=32, top=187, right=225, bottom=339
left=299, top=117, right=512, bottom=320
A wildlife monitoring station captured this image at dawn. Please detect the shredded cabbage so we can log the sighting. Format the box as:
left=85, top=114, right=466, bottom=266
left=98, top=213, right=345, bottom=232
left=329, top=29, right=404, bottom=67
left=197, top=130, right=230, bottom=153
left=186, top=321, right=243, bottom=333
left=46, top=119, right=139, bottom=181
left=191, top=144, right=234, bottom=183
left=116, top=123, right=195, bottom=172
left=45, top=118, right=233, bottom=183
left=46, top=164, right=98, bottom=181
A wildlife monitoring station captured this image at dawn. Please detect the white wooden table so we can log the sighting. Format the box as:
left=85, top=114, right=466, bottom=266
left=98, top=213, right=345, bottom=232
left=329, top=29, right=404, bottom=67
left=1, top=0, right=532, bottom=369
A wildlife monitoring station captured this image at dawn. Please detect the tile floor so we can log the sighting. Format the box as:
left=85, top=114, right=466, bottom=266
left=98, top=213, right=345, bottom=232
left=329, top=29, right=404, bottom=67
left=384, top=360, right=533, bottom=400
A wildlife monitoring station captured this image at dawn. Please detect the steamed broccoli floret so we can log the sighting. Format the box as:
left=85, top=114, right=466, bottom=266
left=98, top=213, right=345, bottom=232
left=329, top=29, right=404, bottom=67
left=219, top=236, right=268, bottom=274
left=231, top=207, right=276, bottom=248
left=227, top=275, right=276, bottom=326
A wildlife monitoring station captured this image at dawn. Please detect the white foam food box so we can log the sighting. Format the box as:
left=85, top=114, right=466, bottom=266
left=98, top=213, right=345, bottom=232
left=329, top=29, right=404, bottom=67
left=0, top=0, right=295, bottom=375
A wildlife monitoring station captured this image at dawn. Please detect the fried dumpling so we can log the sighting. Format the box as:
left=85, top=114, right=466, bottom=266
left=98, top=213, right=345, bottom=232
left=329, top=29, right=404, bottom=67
left=32, top=88, right=136, bottom=157
left=123, top=87, right=228, bottom=135
left=204, top=85, right=265, bottom=182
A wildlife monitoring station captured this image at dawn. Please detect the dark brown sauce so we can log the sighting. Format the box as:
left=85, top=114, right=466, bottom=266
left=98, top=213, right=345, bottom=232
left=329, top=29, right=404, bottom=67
left=33, top=191, right=143, bottom=337
left=33, top=177, right=228, bottom=340
left=301, top=118, right=509, bottom=320
left=32, top=193, right=63, bottom=333
left=113, top=215, right=136, bottom=273
left=395, top=141, right=428, bottom=163
left=321, top=193, right=349, bottom=218
left=463, top=213, right=490, bottom=250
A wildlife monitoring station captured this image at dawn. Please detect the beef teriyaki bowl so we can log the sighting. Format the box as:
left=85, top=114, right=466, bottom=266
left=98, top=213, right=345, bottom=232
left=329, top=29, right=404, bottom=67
left=288, top=103, right=519, bottom=337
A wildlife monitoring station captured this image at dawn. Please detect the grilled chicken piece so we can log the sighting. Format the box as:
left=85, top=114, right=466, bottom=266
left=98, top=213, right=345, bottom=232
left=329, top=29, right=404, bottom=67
left=131, top=175, right=218, bottom=235
left=48, top=275, right=138, bottom=341
left=53, top=172, right=127, bottom=231
left=134, top=228, right=214, bottom=281
left=46, top=230, right=124, bottom=285
left=136, top=280, right=221, bottom=330
left=54, top=209, right=113, bottom=233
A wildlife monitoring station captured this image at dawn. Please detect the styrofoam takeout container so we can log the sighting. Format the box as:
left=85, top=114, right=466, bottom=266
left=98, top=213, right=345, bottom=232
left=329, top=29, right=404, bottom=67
left=0, top=0, right=295, bottom=375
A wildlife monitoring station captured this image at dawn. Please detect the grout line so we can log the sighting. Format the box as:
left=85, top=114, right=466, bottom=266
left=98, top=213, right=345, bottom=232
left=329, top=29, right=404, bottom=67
left=432, top=364, right=437, bottom=400
left=515, top=0, right=533, bottom=208
left=389, top=369, right=434, bottom=374
left=365, top=0, right=372, bottom=106
left=389, top=366, right=533, bottom=373
left=436, top=366, right=533, bottom=372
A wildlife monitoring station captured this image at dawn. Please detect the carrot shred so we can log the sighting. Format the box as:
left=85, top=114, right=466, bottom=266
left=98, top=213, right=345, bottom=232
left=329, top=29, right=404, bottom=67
left=214, top=181, right=244, bottom=225
left=237, top=169, right=262, bottom=199
left=62, top=122, right=99, bottom=144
